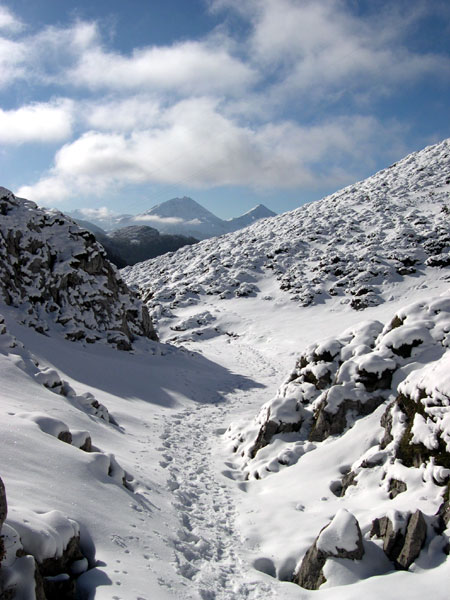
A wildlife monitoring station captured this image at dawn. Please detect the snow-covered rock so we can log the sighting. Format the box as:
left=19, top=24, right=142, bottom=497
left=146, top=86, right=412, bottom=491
left=225, top=290, right=449, bottom=591
left=370, top=509, right=428, bottom=570
left=228, top=292, right=450, bottom=481
left=0, top=477, right=86, bottom=600
left=293, top=509, right=364, bottom=590
left=0, top=187, right=157, bottom=349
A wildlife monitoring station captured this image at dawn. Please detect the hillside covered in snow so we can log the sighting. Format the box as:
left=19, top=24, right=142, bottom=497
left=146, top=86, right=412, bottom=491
left=124, top=138, right=450, bottom=318
left=121, top=138, right=450, bottom=598
left=0, top=139, right=449, bottom=600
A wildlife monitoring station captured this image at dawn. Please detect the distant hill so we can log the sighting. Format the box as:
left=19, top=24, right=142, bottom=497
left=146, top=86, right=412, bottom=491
left=99, top=225, right=198, bottom=268
left=69, top=220, right=198, bottom=268
left=69, top=198, right=276, bottom=240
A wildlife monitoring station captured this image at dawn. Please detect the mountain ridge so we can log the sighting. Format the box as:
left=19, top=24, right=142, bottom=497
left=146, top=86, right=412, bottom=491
left=69, top=197, right=276, bottom=240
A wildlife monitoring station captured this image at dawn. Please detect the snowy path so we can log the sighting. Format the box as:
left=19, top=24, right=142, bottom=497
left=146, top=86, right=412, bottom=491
left=155, top=338, right=282, bottom=599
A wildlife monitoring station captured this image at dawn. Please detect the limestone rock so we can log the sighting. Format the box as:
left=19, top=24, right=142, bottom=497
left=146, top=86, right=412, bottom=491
left=396, top=510, right=428, bottom=570
left=0, top=476, right=7, bottom=563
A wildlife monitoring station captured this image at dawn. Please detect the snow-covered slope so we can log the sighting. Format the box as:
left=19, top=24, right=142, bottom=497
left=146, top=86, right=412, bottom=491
left=123, top=139, right=450, bottom=319
left=1, top=139, right=449, bottom=600
left=120, top=138, right=450, bottom=597
left=0, top=187, right=157, bottom=349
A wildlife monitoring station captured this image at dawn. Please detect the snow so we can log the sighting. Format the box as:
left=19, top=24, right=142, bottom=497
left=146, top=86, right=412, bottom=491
left=7, top=509, right=79, bottom=562
left=316, top=509, right=361, bottom=554
left=1, top=139, right=450, bottom=599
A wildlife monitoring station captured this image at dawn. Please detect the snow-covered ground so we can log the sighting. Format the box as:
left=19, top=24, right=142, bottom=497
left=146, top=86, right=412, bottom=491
left=1, top=139, right=450, bottom=599
left=3, top=274, right=448, bottom=599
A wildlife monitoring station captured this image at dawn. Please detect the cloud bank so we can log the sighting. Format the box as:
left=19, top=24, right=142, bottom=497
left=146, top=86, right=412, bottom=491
left=2, top=1, right=449, bottom=206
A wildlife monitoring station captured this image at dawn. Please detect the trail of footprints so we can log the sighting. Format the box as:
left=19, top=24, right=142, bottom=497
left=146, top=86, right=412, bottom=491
left=158, top=404, right=272, bottom=600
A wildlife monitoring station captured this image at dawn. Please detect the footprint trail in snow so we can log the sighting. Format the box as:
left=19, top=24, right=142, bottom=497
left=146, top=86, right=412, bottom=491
left=158, top=399, right=275, bottom=600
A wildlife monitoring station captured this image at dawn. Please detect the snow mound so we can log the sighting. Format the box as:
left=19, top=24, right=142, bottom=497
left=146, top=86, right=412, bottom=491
left=123, top=139, right=450, bottom=323
left=0, top=187, right=157, bottom=349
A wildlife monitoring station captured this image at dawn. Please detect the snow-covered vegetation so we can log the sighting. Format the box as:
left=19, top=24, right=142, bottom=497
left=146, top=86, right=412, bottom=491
left=1, top=139, right=449, bottom=599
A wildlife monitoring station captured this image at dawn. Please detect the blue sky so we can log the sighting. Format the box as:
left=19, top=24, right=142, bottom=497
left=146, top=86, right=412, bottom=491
left=0, top=0, right=449, bottom=220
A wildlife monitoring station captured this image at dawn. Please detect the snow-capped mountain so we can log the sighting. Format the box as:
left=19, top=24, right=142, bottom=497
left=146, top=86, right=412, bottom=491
left=225, top=203, right=276, bottom=232
left=69, top=197, right=276, bottom=240
left=127, top=196, right=225, bottom=239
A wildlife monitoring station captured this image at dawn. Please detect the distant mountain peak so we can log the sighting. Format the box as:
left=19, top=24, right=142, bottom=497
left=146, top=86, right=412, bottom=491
left=69, top=197, right=276, bottom=240
left=226, top=203, right=276, bottom=229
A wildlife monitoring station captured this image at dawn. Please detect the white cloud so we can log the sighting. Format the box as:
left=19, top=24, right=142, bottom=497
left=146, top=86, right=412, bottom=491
left=78, top=206, right=117, bottom=219
left=17, top=97, right=403, bottom=205
left=0, top=6, right=23, bottom=32
left=211, top=0, right=450, bottom=102
left=0, top=20, right=100, bottom=89
left=0, top=37, right=27, bottom=87
left=0, top=99, right=73, bottom=144
left=84, top=96, right=163, bottom=132
left=69, top=39, right=257, bottom=95
left=6, top=3, right=448, bottom=207
left=17, top=176, right=72, bottom=204
left=134, top=215, right=186, bottom=225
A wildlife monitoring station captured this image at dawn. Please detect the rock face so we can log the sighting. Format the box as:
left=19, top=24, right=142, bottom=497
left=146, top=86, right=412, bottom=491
left=371, top=510, right=428, bottom=569
left=0, top=476, right=7, bottom=562
left=0, top=188, right=157, bottom=348
left=293, top=510, right=364, bottom=590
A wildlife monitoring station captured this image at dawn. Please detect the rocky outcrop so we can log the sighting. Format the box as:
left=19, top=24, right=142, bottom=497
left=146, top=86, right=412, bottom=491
left=229, top=294, right=450, bottom=481
left=0, top=477, right=7, bottom=564
left=0, top=187, right=157, bottom=349
left=293, top=510, right=364, bottom=590
left=380, top=389, right=450, bottom=471
left=0, top=484, right=88, bottom=600
left=371, top=510, right=428, bottom=569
